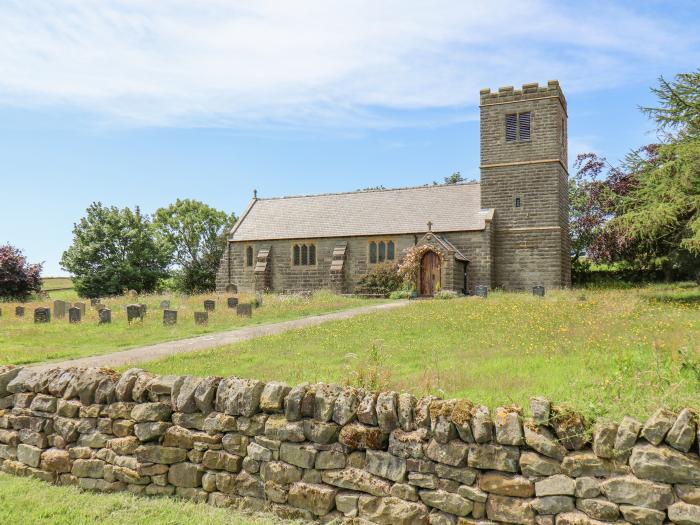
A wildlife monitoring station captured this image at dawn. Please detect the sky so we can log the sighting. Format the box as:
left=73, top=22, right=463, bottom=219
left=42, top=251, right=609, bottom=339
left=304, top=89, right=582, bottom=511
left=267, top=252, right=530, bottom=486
left=1, top=1, right=699, bottom=276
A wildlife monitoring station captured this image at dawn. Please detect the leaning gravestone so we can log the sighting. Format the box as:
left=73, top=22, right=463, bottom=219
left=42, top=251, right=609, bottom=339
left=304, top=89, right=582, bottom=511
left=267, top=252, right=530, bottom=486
left=34, top=307, right=51, bottom=323
left=225, top=283, right=237, bottom=293
left=68, top=307, right=81, bottom=324
left=15, top=306, right=25, bottom=317
left=194, top=311, right=208, bottom=326
left=98, top=309, right=111, bottom=324
left=160, top=300, right=170, bottom=309
left=236, top=303, right=252, bottom=318
left=163, top=309, right=177, bottom=326
left=475, top=285, right=488, bottom=298
left=533, top=285, right=545, bottom=297
left=203, top=300, right=215, bottom=312
left=227, top=297, right=238, bottom=309
left=53, top=300, right=67, bottom=319
left=74, top=302, right=86, bottom=317
left=126, top=304, right=143, bottom=323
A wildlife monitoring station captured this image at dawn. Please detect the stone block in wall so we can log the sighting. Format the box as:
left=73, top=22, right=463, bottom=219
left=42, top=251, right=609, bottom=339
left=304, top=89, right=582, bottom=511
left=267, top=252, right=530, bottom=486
left=321, top=468, right=391, bottom=497
left=629, top=443, right=700, bottom=485
left=486, top=494, right=535, bottom=525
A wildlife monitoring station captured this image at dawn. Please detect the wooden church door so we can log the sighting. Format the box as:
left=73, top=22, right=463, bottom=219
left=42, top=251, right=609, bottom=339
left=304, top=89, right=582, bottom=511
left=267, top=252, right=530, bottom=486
left=420, top=251, right=440, bottom=296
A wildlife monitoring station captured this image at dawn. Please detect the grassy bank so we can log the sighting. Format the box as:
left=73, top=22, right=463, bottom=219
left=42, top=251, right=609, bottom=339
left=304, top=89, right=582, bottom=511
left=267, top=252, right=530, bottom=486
left=0, top=473, right=294, bottom=525
left=136, top=284, right=700, bottom=421
left=0, top=291, right=380, bottom=365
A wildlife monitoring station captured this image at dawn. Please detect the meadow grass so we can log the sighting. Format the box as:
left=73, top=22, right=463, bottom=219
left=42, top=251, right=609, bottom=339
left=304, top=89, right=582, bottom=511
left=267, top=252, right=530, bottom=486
left=0, top=291, right=380, bottom=365
left=136, top=284, right=700, bottom=421
left=0, top=473, right=296, bottom=525
left=41, top=277, right=75, bottom=291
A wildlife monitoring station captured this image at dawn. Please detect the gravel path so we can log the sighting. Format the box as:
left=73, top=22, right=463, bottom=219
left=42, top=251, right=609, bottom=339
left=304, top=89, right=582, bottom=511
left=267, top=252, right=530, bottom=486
left=31, top=301, right=408, bottom=370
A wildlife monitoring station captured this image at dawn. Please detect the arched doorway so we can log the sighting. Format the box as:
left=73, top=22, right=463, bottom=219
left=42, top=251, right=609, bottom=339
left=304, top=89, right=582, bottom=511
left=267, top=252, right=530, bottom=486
left=420, top=251, right=441, bottom=296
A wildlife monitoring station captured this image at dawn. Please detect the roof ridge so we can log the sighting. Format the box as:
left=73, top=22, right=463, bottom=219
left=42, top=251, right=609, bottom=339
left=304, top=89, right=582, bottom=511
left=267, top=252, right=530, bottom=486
left=256, top=181, right=480, bottom=201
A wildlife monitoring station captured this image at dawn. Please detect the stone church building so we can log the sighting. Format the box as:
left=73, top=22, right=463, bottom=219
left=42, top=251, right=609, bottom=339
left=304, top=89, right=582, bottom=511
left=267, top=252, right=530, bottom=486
left=216, top=81, right=570, bottom=295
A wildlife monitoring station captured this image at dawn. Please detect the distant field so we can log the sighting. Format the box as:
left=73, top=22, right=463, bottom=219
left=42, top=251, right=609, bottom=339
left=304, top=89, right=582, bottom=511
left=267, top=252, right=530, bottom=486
left=136, top=284, right=700, bottom=421
left=0, top=291, right=381, bottom=365
left=0, top=473, right=294, bottom=525
left=41, top=277, right=74, bottom=291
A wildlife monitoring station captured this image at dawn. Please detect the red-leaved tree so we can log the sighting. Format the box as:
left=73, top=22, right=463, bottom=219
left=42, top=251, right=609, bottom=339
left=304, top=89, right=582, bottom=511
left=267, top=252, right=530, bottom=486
left=0, top=244, right=43, bottom=300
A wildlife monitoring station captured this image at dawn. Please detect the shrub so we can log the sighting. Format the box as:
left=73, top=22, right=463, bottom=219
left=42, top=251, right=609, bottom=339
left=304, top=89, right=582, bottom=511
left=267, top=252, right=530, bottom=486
left=357, top=262, right=403, bottom=296
left=0, top=244, right=43, bottom=300
left=435, top=290, right=459, bottom=300
left=389, top=289, right=414, bottom=300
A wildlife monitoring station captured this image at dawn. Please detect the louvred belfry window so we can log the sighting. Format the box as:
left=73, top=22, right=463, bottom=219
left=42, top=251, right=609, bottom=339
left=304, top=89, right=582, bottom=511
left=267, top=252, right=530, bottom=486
left=506, top=114, right=517, bottom=142
left=518, top=112, right=531, bottom=141
left=506, top=112, right=531, bottom=142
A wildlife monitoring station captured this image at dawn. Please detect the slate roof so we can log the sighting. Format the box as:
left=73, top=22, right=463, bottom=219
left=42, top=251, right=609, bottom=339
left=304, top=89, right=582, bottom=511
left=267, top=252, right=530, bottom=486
left=230, top=183, right=490, bottom=241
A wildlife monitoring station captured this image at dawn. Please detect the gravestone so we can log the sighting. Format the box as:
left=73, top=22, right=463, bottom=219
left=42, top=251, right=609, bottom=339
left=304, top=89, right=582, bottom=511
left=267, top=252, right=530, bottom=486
left=68, top=307, right=81, bottom=324
left=139, top=304, right=148, bottom=316
left=203, top=300, right=215, bottom=312
left=163, top=309, right=177, bottom=326
left=225, top=283, right=237, bottom=293
left=160, top=300, right=170, bottom=309
left=533, top=285, right=545, bottom=297
left=74, top=302, right=86, bottom=317
left=475, top=285, right=488, bottom=298
left=0, top=307, right=2, bottom=317
left=94, top=303, right=106, bottom=311
left=227, top=297, right=238, bottom=309
left=15, top=306, right=25, bottom=317
left=98, top=309, right=112, bottom=324
left=128, top=290, right=138, bottom=298
left=254, top=294, right=263, bottom=308
left=236, top=303, right=252, bottom=318
left=194, top=311, right=208, bottom=326
left=34, top=307, right=51, bottom=323
left=90, top=298, right=100, bottom=306
left=53, top=300, right=67, bottom=319
left=126, top=304, right=143, bottom=323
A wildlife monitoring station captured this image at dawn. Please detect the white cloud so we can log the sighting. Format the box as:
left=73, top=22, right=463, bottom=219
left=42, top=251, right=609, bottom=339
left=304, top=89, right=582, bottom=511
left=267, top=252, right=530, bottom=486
left=0, top=0, right=697, bottom=128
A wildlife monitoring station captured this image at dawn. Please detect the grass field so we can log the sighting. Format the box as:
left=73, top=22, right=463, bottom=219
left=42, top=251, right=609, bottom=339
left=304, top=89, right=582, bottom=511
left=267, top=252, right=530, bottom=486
left=0, top=291, right=380, bottom=365
left=0, top=474, right=295, bottom=525
left=41, top=277, right=74, bottom=292
left=136, top=284, right=700, bottom=421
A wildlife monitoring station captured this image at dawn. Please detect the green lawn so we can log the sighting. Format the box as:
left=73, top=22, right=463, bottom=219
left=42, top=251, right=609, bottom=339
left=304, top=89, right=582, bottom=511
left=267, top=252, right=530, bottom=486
left=135, top=284, right=700, bottom=421
left=41, top=277, right=75, bottom=292
left=0, top=473, right=295, bottom=525
left=0, top=291, right=380, bottom=365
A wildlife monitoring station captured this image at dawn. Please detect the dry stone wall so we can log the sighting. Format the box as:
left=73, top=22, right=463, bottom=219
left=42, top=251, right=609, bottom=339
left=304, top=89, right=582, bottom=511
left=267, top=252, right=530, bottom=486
left=1, top=365, right=699, bottom=525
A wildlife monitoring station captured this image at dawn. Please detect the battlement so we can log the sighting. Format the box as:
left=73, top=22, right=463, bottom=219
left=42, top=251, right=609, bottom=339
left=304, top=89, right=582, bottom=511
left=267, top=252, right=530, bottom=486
left=480, top=80, right=566, bottom=111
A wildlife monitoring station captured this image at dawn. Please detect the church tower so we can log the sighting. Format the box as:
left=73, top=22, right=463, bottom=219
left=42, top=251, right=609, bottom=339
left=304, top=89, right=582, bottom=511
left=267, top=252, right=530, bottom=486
left=479, top=80, right=570, bottom=289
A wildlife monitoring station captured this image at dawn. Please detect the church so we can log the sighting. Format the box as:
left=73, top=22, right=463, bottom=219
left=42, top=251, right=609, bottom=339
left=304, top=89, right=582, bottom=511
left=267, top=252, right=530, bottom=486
left=216, top=81, right=570, bottom=296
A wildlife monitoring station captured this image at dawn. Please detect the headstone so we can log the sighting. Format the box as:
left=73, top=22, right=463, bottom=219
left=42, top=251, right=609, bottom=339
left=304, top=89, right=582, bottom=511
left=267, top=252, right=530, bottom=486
left=139, top=304, right=148, bottom=316
left=90, top=298, right=100, bottom=306
left=34, top=307, right=51, bottom=323
left=194, top=311, right=208, bottom=326
left=126, top=304, right=143, bottom=323
left=68, top=307, right=81, bottom=324
left=98, top=309, right=112, bottom=324
left=225, top=283, right=238, bottom=293
left=94, top=303, right=106, bottom=311
left=160, top=300, right=170, bottom=309
left=128, top=289, right=138, bottom=298
left=163, top=309, right=177, bottom=326
left=74, top=302, right=86, bottom=316
left=236, top=303, right=252, bottom=318
left=227, top=297, right=238, bottom=309
left=0, top=307, right=2, bottom=317
left=533, top=285, right=545, bottom=297
left=475, top=285, right=488, bottom=298
left=254, top=294, right=263, bottom=308
left=15, top=306, right=25, bottom=317
left=53, top=300, right=67, bottom=319
left=203, top=300, right=215, bottom=312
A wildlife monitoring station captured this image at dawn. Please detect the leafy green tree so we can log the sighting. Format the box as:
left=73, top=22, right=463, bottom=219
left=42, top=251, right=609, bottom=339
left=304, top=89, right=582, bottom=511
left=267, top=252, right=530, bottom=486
left=61, top=203, right=169, bottom=297
left=153, top=199, right=236, bottom=293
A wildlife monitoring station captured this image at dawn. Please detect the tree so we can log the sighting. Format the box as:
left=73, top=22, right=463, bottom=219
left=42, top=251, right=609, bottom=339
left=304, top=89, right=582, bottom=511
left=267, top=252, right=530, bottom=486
left=0, top=244, right=42, bottom=300
left=153, top=199, right=236, bottom=293
left=61, top=203, right=169, bottom=297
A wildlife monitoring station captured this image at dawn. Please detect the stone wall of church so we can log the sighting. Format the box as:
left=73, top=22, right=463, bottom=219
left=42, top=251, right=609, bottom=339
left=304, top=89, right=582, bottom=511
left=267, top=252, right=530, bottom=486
left=216, top=229, right=494, bottom=295
left=2, top=365, right=699, bottom=525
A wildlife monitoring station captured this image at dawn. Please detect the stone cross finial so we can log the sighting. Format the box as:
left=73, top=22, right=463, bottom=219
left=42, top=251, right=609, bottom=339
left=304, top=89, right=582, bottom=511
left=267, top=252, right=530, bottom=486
left=427, top=221, right=433, bottom=232
left=253, top=189, right=258, bottom=199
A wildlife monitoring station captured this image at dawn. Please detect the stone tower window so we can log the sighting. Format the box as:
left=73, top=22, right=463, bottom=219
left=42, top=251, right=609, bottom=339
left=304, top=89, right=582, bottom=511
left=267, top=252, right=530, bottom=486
left=506, top=112, right=531, bottom=142
left=246, top=246, right=253, bottom=267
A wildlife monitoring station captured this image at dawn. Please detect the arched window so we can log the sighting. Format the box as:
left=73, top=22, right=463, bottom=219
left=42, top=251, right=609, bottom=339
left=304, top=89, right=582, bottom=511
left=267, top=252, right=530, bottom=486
left=292, top=243, right=316, bottom=266
left=246, top=246, right=253, bottom=267
left=369, top=242, right=377, bottom=263
left=309, top=244, right=316, bottom=265
left=301, top=244, right=308, bottom=265
left=378, top=241, right=386, bottom=262
left=293, top=245, right=300, bottom=265
left=387, top=241, right=395, bottom=260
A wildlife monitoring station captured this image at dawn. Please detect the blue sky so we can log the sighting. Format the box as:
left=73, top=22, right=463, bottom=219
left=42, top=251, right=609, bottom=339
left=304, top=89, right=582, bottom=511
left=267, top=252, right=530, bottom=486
left=1, top=1, right=699, bottom=275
